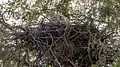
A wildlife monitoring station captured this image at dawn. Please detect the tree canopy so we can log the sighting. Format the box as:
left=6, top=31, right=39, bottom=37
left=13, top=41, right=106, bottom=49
left=0, top=0, right=120, bottom=67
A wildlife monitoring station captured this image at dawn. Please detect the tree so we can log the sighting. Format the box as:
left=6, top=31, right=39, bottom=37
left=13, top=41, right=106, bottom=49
left=0, top=0, right=120, bottom=67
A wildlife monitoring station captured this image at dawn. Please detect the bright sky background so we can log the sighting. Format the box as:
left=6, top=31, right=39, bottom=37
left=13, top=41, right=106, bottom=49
left=0, top=0, right=24, bottom=25
left=0, top=0, right=108, bottom=28
left=0, top=0, right=8, bottom=4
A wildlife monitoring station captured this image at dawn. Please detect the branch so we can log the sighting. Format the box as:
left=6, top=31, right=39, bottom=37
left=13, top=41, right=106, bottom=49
left=0, top=11, right=15, bottom=32
left=50, top=49, right=62, bottom=67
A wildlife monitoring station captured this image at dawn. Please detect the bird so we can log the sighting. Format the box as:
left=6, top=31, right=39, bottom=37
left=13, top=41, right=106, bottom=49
left=49, top=14, right=69, bottom=26
left=50, top=14, right=61, bottom=26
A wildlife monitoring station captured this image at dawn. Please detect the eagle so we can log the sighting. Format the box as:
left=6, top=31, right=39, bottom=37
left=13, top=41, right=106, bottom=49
left=50, top=14, right=69, bottom=26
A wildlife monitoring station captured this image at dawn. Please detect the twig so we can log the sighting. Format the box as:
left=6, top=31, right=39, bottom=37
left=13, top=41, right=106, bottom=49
left=64, top=56, right=76, bottom=67
left=50, top=49, right=62, bottom=67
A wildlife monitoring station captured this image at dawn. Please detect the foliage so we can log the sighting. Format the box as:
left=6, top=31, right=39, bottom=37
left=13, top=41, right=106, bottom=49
left=0, top=0, right=120, bottom=67
left=113, top=57, right=120, bottom=67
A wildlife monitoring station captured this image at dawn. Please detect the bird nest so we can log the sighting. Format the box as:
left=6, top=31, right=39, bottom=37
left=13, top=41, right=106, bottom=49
left=12, top=20, right=118, bottom=67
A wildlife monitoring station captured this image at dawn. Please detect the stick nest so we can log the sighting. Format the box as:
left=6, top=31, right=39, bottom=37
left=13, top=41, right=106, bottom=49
left=13, top=20, right=118, bottom=67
